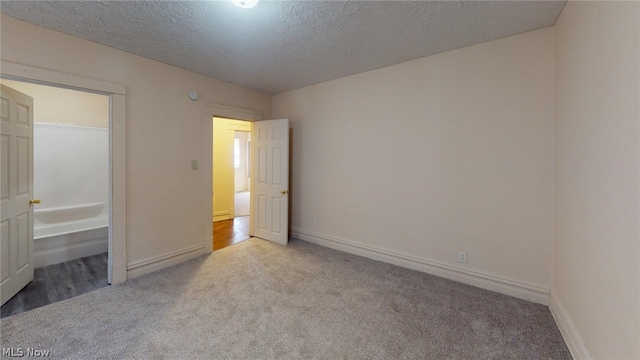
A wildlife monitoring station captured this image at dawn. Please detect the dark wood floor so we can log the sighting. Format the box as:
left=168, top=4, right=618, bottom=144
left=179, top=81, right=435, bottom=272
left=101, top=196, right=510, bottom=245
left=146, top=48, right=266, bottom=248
left=213, top=216, right=250, bottom=250
left=1, top=252, right=109, bottom=318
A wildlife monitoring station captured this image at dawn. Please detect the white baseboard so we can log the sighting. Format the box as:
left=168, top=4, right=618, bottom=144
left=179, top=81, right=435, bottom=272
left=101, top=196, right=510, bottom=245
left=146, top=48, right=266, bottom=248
left=34, top=227, right=108, bottom=268
left=549, top=291, right=593, bottom=360
left=213, top=210, right=230, bottom=222
left=127, top=244, right=205, bottom=279
left=290, top=227, right=550, bottom=305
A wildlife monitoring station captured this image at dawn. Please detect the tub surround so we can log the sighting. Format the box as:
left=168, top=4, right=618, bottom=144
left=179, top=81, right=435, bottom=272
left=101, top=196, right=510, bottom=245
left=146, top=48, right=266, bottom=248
left=32, top=122, right=109, bottom=268
left=34, top=123, right=108, bottom=211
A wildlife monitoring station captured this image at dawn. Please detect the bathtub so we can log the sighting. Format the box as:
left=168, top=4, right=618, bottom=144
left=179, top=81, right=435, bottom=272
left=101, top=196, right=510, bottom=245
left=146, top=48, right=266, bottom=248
left=34, top=202, right=109, bottom=268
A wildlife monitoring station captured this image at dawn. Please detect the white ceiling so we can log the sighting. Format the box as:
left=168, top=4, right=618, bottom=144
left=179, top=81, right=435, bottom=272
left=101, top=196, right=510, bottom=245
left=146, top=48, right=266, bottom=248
left=0, top=1, right=566, bottom=95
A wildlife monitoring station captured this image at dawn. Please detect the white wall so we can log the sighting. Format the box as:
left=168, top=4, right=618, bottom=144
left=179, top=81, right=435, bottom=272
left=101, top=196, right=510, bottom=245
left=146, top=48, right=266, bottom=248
left=0, top=15, right=271, bottom=268
left=552, top=2, right=640, bottom=359
left=234, top=131, right=250, bottom=192
left=273, top=27, right=555, bottom=301
left=0, top=79, right=109, bottom=128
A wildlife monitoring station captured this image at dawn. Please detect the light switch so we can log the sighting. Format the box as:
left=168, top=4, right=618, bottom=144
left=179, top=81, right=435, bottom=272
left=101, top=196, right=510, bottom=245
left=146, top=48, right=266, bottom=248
left=191, top=160, right=198, bottom=170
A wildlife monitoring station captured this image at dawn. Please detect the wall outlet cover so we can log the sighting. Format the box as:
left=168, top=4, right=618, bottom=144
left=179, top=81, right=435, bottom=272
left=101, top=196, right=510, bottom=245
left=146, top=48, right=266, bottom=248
left=458, top=251, right=467, bottom=263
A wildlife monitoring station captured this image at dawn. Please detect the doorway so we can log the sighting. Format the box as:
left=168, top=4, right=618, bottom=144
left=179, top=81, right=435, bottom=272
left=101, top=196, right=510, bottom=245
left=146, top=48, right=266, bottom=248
left=212, top=117, right=252, bottom=250
left=1, top=60, right=127, bottom=286
left=234, top=131, right=251, bottom=217
left=0, top=79, right=110, bottom=317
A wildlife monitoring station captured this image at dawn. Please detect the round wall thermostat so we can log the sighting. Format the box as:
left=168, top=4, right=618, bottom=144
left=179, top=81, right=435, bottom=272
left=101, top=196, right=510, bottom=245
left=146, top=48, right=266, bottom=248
left=189, top=91, right=199, bottom=101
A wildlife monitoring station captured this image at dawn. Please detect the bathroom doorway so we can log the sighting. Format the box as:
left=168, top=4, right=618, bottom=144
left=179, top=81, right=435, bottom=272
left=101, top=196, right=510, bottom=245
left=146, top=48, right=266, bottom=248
left=212, top=117, right=252, bottom=250
left=0, top=79, right=110, bottom=317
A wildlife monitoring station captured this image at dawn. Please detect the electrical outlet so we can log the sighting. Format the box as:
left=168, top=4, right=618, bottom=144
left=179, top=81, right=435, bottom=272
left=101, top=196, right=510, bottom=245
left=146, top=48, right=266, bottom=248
left=458, top=251, right=467, bottom=264
left=191, top=160, right=198, bottom=170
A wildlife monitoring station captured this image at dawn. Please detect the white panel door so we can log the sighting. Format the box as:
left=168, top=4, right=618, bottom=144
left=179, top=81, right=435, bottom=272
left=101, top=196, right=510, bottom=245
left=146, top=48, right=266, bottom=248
left=252, top=119, right=289, bottom=245
left=1, top=84, right=35, bottom=306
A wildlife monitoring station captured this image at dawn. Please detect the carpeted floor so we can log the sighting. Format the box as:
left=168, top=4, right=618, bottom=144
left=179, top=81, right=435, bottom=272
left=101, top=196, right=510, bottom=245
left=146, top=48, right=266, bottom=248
left=0, top=238, right=571, bottom=359
left=235, top=191, right=250, bottom=217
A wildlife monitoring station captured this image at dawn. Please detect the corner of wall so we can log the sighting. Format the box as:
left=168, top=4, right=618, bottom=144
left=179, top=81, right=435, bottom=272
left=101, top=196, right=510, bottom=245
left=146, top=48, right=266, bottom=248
left=549, top=291, right=594, bottom=360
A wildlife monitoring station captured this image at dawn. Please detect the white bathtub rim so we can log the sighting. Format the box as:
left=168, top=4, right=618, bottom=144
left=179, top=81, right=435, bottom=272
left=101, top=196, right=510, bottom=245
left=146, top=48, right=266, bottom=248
left=34, top=201, right=106, bottom=215
left=34, top=202, right=106, bottom=224
left=34, top=217, right=109, bottom=239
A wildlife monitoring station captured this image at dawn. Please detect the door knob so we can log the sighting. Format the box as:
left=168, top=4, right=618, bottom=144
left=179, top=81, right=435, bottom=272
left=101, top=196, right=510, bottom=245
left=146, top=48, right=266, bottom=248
left=280, top=190, right=289, bottom=195
left=30, top=199, right=41, bottom=205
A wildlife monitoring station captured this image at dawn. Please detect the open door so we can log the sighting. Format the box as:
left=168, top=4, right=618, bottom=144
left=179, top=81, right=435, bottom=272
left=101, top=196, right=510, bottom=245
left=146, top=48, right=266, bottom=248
left=252, top=119, right=289, bottom=245
left=1, top=84, right=35, bottom=305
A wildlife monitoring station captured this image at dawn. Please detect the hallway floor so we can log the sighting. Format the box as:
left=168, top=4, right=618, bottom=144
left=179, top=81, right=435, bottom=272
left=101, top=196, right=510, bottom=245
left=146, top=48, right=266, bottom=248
left=213, top=216, right=250, bottom=251
left=234, top=191, right=250, bottom=217
left=1, top=252, right=108, bottom=318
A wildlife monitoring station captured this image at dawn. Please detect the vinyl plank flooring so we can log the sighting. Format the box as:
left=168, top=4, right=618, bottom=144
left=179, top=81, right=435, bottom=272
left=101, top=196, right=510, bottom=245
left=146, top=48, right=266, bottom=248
left=1, top=252, right=108, bottom=318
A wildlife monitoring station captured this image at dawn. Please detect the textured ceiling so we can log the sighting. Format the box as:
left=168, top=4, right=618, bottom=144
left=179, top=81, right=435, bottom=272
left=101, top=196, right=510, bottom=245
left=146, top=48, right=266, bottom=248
left=0, top=1, right=566, bottom=95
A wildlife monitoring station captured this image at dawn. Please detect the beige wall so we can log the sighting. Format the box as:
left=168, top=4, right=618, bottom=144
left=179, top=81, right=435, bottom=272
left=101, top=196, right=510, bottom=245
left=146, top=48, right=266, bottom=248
left=0, top=15, right=271, bottom=264
left=553, top=1, right=640, bottom=359
left=273, top=28, right=555, bottom=294
left=0, top=79, right=108, bottom=127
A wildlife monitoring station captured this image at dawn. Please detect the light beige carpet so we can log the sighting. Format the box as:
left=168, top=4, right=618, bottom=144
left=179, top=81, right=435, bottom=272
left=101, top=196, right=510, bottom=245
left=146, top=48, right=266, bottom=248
left=0, top=238, right=571, bottom=359
left=235, top=191, right=250, bottom=217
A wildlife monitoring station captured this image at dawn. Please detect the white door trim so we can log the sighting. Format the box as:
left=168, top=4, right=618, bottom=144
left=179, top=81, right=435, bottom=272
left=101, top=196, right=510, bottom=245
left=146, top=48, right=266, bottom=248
left=1, top=60, right=127, bottom=285
left=205, top=103, right=263, bottom=122
left=204, top=103, right=262, bottom=254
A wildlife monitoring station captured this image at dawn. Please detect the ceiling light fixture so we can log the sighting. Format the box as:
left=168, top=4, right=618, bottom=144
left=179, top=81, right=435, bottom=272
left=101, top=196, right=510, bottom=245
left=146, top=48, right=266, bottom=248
left=231, top=0, right=259, bottom=9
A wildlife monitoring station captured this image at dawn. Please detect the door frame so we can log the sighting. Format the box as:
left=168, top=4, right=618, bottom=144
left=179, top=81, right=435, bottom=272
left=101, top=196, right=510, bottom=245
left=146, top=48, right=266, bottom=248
left=203, top=103, right=262, bottom=254
left=1, top=61, right=127, bottom=284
